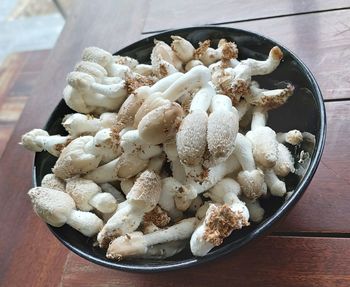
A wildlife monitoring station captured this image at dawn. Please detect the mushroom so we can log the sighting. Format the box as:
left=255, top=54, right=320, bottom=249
left=28, top=187, right=103, bottom=237
left=246, top=108, right=279, bottom=168
left=138, top=101, right=184, bottom=145
left=276, top=129, right=303, bottom=145
left=195, top=39, right=238, bottom=66
left=159, top=177, right=184, bottom=221
left=52, top=130, right=121, bottom=179
left=241, top=196, right=265, bottom=223
left=143, top=205, right=171, bottom=228
left=113, top=55, right=139, bottom=69
left=176, top=83, right=215, bottom=166
left=151, top=40, right=183, bottom=78
left=233, top=133, right=266, bottom=200
left=134, top=66, right=210, bottom=126
left=65, top=177, right=117, bottom=213
left=274, top=143, right=295, bottom=177
left=207, top=94, right=239, bottom=164
left=62, top=112, right=116, bottom=138
left=176, top=153, right=241, bottom=211
left=246, top=81, right=294, bottom=109
left=190, top=201, right=249, bottom=256
left=100, top=183, right=126, bottom=203
left=264, top=169, right=286, bottom=197
left=185, top=59, right=204, bottom=72
left=63, top=71, right=127, bottom=114
left=163, top=141, right=187, bottom=184
left=74, top=61, right=121, bottom=84
left=170, top=35, right=196, bottom=63
left=106, top=217, right=198, bottom=260
left=81, top=47, right=132, bottom=78
left=41, top=173, right=66, bottom=192
left=97, top=170, right=161, bottom=247
left=20, top=129, right=71, bottom=157
left=212, top=46, right=283, bottom=104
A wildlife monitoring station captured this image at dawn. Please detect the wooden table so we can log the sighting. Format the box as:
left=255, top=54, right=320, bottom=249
left=1, top=1, right=350, bottom=286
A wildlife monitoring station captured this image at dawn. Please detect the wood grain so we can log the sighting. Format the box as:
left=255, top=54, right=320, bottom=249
left=61, top=236, right=350, bottom=287
left=276, top=102, right=350, bottom=232
left=0, top=0, right=149, bottom=286
left=145, top=9, right=350, bottom=100
left=143, top=0, right=350, bottom=32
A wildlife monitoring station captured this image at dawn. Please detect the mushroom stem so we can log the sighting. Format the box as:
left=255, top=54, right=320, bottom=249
left=28, top=187, right=103, bottom=237
left=106, top=218, right=197, bottom=260
left=264, top=169, right=286, bottom=197
left=20, top=129, right=71, bottom=157
left=97, top=170, right=161, bottom=247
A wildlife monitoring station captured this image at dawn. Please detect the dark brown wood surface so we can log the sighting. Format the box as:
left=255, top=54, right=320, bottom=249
left=0, top=0, right=350, bottom=286
left=61, top=236, right=350, bottom=287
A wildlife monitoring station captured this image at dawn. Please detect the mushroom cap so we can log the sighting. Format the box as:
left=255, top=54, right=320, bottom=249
left=113, top=55, right=139, bottom=69
left=274, top=143, right=295, bottom=177
left=81, top=47, right=113, bottom=68
left=65, top=177, right=101, bottom=211
left=138, top=102, right=184, bottom=145
left=133, top=92, right=168, bottom=127
left=237, top=169, right=265, bottom=199
left=207, top=109, right=238, bottom=163
left=218, top=39, right=238, bottom=61
left=52, top=136, right=102, bottom=179
left=185, top=59, right=204, bottom=72
left=203, top=203, right=249, bottom=246
left=170, top=35, right=195, bottom=63
left=127, top=170, right=161, bottom=212
left=66, top=210, right=103, bottom=237
left=143, top=205, right=171, bottom=228
left=28, top=187, right=75, bottom=227
left=246, top=127, right=278, bottom=168
left=88, top=192, right=117, bottom=213
left=115, top=153, right=149, bottom=179
left=20, top=129, right=49, bottom=152
left=41, top=173, right=66, bottom=192
left=176, top=110, right=208, bottom=166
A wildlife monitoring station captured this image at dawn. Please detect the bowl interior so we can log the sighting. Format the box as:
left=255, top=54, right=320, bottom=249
left=34, top=26, right=326, bottom=272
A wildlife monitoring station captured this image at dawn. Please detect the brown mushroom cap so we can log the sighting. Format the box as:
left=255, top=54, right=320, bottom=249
left=176, top=110, right=208, bottom=166
left=138, top=102, right=184, bottom=145
left=28, top=187, right=75, bottom=227
left=127, top=170, right=161, bottom=212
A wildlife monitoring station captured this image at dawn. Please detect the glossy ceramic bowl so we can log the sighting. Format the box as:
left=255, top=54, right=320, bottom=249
left=33, top=26, right=326, bottom=272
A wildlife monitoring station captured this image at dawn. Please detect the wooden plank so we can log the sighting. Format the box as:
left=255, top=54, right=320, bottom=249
left=144, top=10, right=350, bottom=100
left=61, top=236, right=350, bottom=287
left=225, top=10, right=350, bottom=101
left=0, top=0, right=149, bottom=286
left=277, top=102, right=350, bottom=232
left=144, top=0, right=350, bottom=33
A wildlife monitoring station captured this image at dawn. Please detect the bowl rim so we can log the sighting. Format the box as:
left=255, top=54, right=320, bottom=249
left=33, top=25, right=327, bottom=272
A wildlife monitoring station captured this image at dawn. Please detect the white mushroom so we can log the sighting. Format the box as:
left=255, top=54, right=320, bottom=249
left=81, top=47, right=132, bottom=78
left=207, top=94, right=239, bottom=164
left=65, top=177, right=117, bottom=213
left=28, top=187, right=103, bottom=237
left=233, top=133, right=266, bottom=200
left=241, top=196, right=265, bottom=223
left=62, top=112, right=116, bottom=138
left=190, top=201, right=249, bottom=256
left=106, top=217, right=197, bottom=260
left=246, top=108, right=279, bottom=168
left=264, top=169, right=287, bottom=197
left=274, top=143, right=295, bottom=177
left=176, top=84, right=215, bottom=166
left=163, top=141, right=187, bottom=183
left=159, top=177, right=184, bottom=221
left=97, top=170, right=161, bottom=247
left=41, top=173, right=66, bottom=192
left=100, top=183, right=126, bottom=203
left=170, top=35, right=196, bottom=63
left=276, top=129, right=303, bottom=145
left=20, top=129, right=71, bottom=157
left=63, top=71, right=127, bottom=114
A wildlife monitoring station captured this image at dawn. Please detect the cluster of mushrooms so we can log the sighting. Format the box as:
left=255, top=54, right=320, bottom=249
left=21, top=35, right=314, bottom=260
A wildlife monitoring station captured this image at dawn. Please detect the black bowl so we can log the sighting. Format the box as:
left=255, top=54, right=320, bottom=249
left=33, top=26, right=326, bottom=272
